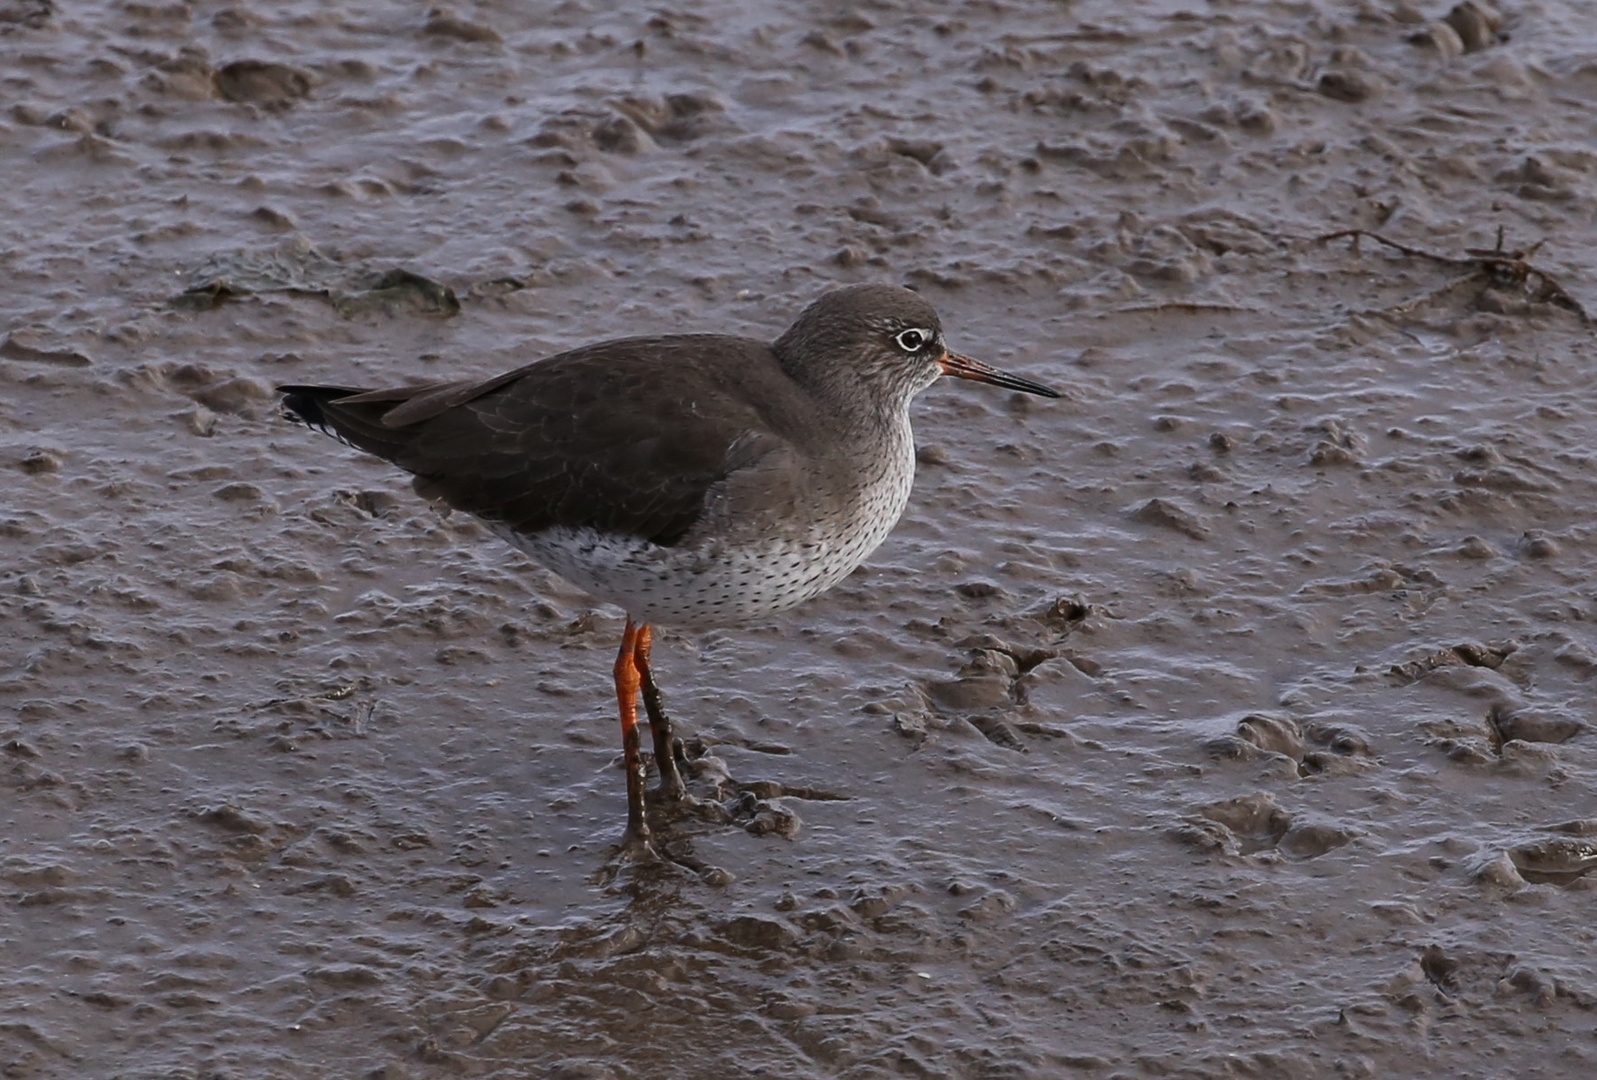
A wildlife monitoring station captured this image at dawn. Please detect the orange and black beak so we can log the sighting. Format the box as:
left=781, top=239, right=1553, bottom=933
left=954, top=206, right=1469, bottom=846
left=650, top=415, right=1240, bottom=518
left=938, top=350, right=1060, bottom=398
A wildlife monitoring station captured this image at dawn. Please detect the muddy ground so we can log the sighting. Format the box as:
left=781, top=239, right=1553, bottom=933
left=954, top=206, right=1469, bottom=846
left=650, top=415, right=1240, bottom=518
left=4, top=0, right=1597, bottom=1077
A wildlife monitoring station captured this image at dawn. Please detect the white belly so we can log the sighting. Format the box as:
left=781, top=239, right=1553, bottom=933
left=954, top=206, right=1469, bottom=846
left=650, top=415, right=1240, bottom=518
left=491, top=448, right=914, bottom=628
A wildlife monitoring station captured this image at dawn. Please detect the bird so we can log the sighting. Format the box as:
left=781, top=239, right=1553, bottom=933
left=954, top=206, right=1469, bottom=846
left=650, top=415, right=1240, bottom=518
left=277, top=283, right=1059, bottom=856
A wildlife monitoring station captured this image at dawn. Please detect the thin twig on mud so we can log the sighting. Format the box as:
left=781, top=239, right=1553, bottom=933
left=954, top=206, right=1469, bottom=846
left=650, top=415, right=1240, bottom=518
left=1114, top=302, right=1257, bottom=315
left=1315, top=227, right=1590, bottom=325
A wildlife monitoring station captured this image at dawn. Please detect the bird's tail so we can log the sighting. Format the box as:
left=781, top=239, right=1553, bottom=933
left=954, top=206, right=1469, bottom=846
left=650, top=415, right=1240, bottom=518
left=277, top=383, right=414, bottom=462
left=278, top=384, right=359, bottom=430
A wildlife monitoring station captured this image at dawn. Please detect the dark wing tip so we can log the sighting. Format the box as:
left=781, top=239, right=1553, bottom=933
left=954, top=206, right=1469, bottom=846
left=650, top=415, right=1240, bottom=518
left=276, top=385, right=366, bottom=440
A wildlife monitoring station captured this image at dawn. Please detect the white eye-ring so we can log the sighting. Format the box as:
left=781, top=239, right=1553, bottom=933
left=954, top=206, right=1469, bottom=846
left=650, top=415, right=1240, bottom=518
left=894, top=327, right=934, bottom=353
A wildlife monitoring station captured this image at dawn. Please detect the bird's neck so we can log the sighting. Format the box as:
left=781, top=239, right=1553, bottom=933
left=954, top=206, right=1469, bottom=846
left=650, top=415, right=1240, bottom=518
left=773, top=352, right=926, bottom=441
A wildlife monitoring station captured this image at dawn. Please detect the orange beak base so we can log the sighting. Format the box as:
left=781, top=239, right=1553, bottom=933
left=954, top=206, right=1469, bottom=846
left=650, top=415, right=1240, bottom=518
left=938, top=351, right=1060, bottom=398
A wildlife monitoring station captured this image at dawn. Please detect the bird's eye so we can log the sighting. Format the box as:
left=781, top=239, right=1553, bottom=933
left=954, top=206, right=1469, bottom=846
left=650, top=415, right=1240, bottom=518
left=894, top=328, right=931, bottom=353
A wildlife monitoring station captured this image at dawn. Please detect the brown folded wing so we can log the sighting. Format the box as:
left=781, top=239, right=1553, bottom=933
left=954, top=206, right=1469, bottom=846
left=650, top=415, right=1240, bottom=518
left=280, top=334, right=795, bottom=547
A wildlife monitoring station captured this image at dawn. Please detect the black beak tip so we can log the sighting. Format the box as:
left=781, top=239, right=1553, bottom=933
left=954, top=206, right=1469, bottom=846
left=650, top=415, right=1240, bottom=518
left=1005, top=375, right=1063, bottom=399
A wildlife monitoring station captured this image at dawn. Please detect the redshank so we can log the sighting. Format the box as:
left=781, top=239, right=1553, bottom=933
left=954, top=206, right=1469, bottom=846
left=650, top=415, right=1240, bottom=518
left=278, top=283, right=1058, bottom=854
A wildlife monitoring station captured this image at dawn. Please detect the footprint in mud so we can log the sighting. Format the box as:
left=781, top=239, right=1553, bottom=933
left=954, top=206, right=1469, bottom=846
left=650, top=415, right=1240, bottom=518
left=1203, top=711, right=1377, bottom=777
left=1485, top=703, right=1589, bottom=751
left=1422, top=701, right=1590, bottom=767
left=1172, top=791, right=1356, bottom=859
left=1382, top=943, right=1531, bottom=1016
left=1508, top=836, right=1597, bottom=887
left=1388, top=639, right=1519, bottom=686
left=1477, top=820, right=1597, bottom=889
left=1374, top=636, right=1592, bottom=770
left=213, top=60, right=315, bottom=108
left=901, top=625, right=1091, bottom=752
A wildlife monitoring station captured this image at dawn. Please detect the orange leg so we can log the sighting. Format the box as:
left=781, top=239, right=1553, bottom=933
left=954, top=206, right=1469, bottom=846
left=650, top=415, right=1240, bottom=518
left=633, top=624, right=685, bottom=802
left=613, top=619, right=651, bottom=851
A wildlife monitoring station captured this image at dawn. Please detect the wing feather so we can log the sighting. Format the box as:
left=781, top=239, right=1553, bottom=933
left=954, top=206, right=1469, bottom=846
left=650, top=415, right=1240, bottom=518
left=280, top=335, right=806, bottom=547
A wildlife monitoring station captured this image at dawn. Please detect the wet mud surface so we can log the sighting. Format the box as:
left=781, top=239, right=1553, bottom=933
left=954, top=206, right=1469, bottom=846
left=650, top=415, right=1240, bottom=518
left=4, top=1, right=1597, bottom=1077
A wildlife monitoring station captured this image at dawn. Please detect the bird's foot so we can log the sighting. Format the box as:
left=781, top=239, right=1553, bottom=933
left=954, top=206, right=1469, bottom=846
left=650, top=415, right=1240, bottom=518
left=616, top=823, right=664, bottom=862
left=647, top=734, right=701, bottom=807
left=650, top=774, right=690, bottom=804
left=650, top=734, right=691, bottom=796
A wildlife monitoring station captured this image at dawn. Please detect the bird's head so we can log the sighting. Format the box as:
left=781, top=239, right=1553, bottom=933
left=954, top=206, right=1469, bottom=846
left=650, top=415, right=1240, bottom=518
left=774, top=283, right=1060, bottom=408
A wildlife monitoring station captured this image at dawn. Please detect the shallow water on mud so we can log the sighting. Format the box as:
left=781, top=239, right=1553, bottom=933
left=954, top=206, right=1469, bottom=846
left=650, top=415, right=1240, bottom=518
left=4, top=1, right=1597, bottom=1077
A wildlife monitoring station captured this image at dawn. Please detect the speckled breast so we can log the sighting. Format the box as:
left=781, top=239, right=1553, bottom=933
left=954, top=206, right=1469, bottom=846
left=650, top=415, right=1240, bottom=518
left=491, top=435, right=916, bottom=629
